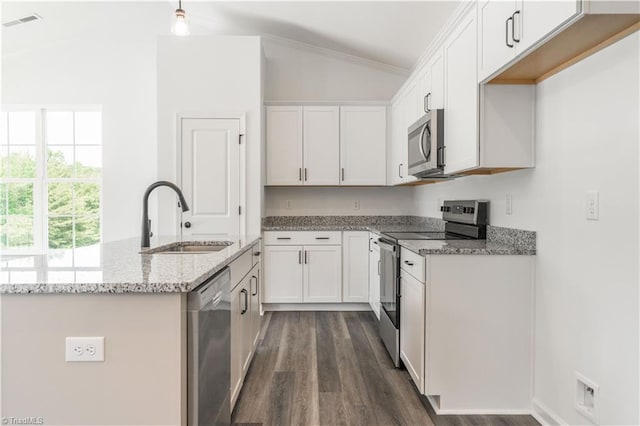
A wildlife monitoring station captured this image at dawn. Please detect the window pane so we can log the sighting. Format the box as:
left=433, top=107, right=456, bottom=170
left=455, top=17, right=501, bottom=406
left=74, top=112, right=101, bottom=145
left=75, top=146, right=101, bottom=178
left=2, top=215, right=34, bottom=248
left=0, top=145, right=7, bottom=178
left=76, top=271, right=103, bottom=283
left=74, top=183, right=99, bottom=216
left=0, top=112, right=7, bottom=144
left=74, top=215, right=100, bottom=248
left=48, top=271, right=76, bottom=284
left=75, top=244, right=101, bottom=267
left=48, top=216, right=73, bottom=249
left=8, top=146, right=36, bottom=178
left=0, top=183, right=6, bottom=216
left=47, top=146, right=73, bottom=178
left=46, top=112, right=73, bottom=145
left=48, top=182, right=73, bottom=216
left=8, top=112, right=36, bottom=145
left=47, top=249, right=73, bottom=267
left=7, top=183, right=33, bottom=215
left=9, top=271, right=37, bottom=284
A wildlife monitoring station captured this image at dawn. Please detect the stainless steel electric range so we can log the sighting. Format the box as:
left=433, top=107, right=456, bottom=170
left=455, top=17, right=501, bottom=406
left=378, top=200, right=489, bottom=367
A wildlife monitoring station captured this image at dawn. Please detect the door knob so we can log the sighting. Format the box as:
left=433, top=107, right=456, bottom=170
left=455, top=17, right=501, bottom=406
left=184, top=221, right=191, bottom=229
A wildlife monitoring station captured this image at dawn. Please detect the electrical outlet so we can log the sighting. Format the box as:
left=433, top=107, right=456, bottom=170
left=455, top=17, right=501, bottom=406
left=353, top=200, right=360, bottom=210
left=506, top=195, right=513, bottom=215
left=575, top=372, right=599, bottom=424
left=66, top=337, right=105, bottom=362
left=586, top=191, right=599, bottom=220
left=285, top=200, right=292, bottom=209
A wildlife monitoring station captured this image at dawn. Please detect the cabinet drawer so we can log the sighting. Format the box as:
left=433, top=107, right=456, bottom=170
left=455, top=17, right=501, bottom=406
left=263, top=231, right=342, bottom=246
left=400, top=247, right=425, bottom=282
left=230, top=248, right=254, bottom=290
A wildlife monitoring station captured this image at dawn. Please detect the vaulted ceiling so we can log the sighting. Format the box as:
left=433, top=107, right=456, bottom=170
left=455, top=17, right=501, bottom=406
left=2, top=1, right=461, bottom=71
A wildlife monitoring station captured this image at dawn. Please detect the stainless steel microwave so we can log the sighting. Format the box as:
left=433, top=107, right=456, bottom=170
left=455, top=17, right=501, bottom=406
left=408, top=109, right=445, bottom=178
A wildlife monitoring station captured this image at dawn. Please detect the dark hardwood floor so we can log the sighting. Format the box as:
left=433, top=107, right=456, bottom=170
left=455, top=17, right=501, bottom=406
left=232, top=311, right=540, bottom=426
left=232, top=311, right=432, bottom=426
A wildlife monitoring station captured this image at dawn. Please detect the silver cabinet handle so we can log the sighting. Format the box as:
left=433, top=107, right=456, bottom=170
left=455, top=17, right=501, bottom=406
left=304, top=167, right=308, bottom=181
left=424, top=93, right=431, bottom=112
left=398, top=163, right=403, bottom=179
left=378, top=260, right=381, bottom=276
left=315, top=237, right=330, bottom=240
left=506, top=16, right=514, bottom=48
left=298, top=250, right=302, bottom=264
left=277, top=237, right=291, bottom=240
left=240, top=289, right=248, bottom=314
left=341, top=168, right=345, bottom=181
left=512, top=10, right=521, bottom=43
left=251, top=275, right=258, bottom=296
left=404, top=260, right=414, bottom=266
left=299, top=167, right=302, bottom=181
left=304, top=250, right=308, bottom=264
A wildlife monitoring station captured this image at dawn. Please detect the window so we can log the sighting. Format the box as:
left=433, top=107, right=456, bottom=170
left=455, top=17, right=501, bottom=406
left=0, top=107, right=102, bottom=254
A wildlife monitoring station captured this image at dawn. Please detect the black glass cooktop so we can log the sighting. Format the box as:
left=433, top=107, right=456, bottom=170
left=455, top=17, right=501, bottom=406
left=382, top=231, right=471, bottom=241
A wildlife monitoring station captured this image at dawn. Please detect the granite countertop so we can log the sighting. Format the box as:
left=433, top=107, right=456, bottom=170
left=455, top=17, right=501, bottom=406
left=0, top=235, right=261, bottom=294
left=262, top=216, right=536, bottom=256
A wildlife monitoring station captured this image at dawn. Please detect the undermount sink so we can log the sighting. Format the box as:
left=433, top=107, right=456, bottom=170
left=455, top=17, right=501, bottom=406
left=142, top=241, right=233, bottom=254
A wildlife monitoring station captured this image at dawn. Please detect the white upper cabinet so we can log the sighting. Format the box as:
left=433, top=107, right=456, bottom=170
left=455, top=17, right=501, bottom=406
left=444, top=9, right=480, bottom=175
left=303, top=106, right=340, bottom=185
left=388, top=100, right=404, bottom=186
left=478, top=0, right=519, bottom=82
left=418, top=48, right=445, bottom=113
left=478, top=0, right=580, bottom=82
left=266, top=104, right=387, bottom=186
left=517, top=0, right=579, bottom=53
left=266, top=106, right=303, bottom=186
left=340, top=106, right=387, bottom=186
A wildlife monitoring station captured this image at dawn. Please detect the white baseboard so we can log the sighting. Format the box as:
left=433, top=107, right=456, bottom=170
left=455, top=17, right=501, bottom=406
left=262, top=303, right=372, bottom=312
left=531, top=398, right=566, bottom=425
left=426, top=396, right=532, bottom=416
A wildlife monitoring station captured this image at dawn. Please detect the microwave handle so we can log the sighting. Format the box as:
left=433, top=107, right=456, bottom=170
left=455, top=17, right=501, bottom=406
left=438, top=146, right=446, bottom=167
left=419, top=124, right=429, bottom=161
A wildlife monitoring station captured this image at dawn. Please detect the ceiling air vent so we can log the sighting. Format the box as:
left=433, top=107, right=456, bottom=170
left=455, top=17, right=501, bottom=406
left=3, top=13, right=43, bottom=28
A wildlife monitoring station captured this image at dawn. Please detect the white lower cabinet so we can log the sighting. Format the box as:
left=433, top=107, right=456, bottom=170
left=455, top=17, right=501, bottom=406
left=263, top=232, right=343, bottom=304
left=303, top=245, right=342, bottom=303
left=368, top=234, right=381, bottom=318
left=342, top=231, right=370, bottom=303
left=230, top=247, right=262, bottom=409
left=264, top=246, right=304, bottom=303
left=400, top=266, right=426, bottom=394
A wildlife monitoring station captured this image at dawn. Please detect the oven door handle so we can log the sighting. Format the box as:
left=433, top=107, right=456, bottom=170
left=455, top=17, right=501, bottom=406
left=377, top=240, right=397, bottom=252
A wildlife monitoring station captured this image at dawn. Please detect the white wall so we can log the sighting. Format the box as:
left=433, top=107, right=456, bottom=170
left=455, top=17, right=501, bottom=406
left=262, top=38, right=406, bottom=102
left=265, top=186, right=414, bottom=216
left=1, top=22, right=160, bottom=243
left=413, top=33, right=639, bottom=425
left=157, top=36, right=263, bottom=236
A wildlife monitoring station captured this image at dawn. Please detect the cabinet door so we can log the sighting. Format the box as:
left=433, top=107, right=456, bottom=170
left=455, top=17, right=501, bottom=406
left=429, top=49, right=445, bottom=110
left=249, top=265, right=261, bottom=350
left=342, top=231, right=370, bottom=303
left=389, top=100, right=404, bottom=186
left=368, top=238, right=381, bottom=319
left=444, top=9, right=480, bottom=175
left=303, top=245, right=342, bottom=303
left=266, top=106, right=303, bottom=185
left=478, top=0, right=517, bottom=82
left=517, top=0, right=579, bottom=53
left=303, top=106, right=340, bottom=185
left=239, top=277, right=253, bottom=375
left=400, top=87, right=418, bottom=184
left=230, top=281, right=246, bottom=406
left=264, top=245, right=303, bottom=303
left=399, top=272, right=425, bottom=393
left=340, top=107, right=387, bottom=186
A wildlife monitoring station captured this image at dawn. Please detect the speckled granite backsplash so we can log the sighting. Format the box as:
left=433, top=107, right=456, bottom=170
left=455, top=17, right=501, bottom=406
left=262, top=215, right=445, bottom=230
left=487, top=225, right=536, bottom=253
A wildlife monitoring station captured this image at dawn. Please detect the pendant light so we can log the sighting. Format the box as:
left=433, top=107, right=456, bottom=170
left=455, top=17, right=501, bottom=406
left=172, top=0, right=190, bottom=36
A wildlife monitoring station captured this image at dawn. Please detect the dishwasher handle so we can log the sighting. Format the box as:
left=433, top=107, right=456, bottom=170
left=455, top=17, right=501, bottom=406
left=189, top=267, right=230, bottom=311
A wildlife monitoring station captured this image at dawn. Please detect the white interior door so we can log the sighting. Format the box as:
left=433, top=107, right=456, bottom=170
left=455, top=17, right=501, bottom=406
left=180, top=117, right=241, bottom=236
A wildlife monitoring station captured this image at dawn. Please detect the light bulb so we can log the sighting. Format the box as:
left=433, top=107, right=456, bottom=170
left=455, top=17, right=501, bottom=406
left=172, top=9, right=190, bottom=36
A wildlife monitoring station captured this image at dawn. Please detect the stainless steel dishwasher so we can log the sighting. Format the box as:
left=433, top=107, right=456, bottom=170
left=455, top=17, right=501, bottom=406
left=187, top=267, right=231, bottom=426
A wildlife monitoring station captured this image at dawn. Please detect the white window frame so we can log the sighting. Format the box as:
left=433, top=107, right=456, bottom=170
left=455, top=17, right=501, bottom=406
left=1, top=105, right=103, bottom=255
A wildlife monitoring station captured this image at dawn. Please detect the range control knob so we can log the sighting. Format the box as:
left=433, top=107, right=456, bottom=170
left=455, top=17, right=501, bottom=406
left=463, top=207, right=475, bottom=214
